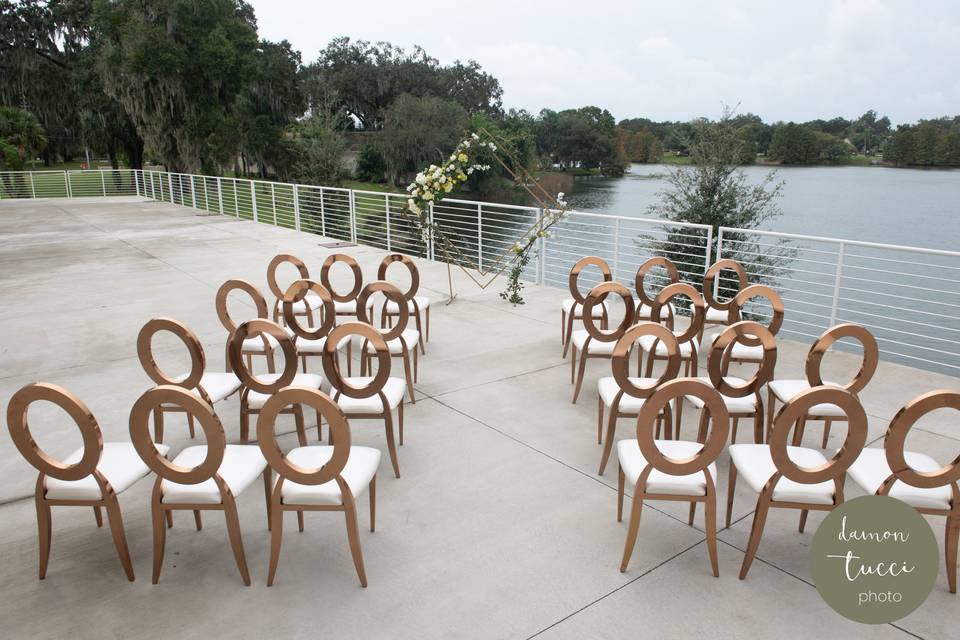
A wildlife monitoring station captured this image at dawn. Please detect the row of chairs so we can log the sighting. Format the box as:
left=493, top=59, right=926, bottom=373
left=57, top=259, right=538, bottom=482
left=7, top=251, right=433, bottom=587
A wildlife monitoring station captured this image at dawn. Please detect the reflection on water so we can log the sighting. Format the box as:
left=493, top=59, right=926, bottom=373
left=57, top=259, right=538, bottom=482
left=569, top=163, right=960, bottom=251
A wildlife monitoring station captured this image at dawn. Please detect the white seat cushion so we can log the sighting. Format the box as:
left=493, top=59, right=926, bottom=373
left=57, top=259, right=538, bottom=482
left=848, top=448, right=952, bottom=511
left=571, top=329, right=617, bottom=355
left=728, top=444, right=835, bottom=505
left=161, top=445, right=267, bottom=504
left=332, top=377, right=406, bottom=413
left=364, top=329, right=420, bottom=354
left=637, top=334, right=696, bottom=357
left=279, top=446, right=381, bottom=505
left=245, top=373, right=324, bottom=409
left=562, top=298, right=609, bottom=317
left=768, top=379, right=846, bottom=416
left=384, top=295, right=431, bottom=313
left=598, top=376, right=662, bottom=412
left=685, top=376, right=758, bottom=414
left=705, top=305, right=729, bottom=323
left=241, top=326, right=295, bottom=353
left=45, top=442, right=171, bottom=501
left=183, top=371, right=241, bottom=403
left=634, top=302, right=676, bottom=320
left=283, top=294, right=324, bottom=314
left=617, top=439, right=717, bottom=496
left=295, top=334, right=351, bottom=354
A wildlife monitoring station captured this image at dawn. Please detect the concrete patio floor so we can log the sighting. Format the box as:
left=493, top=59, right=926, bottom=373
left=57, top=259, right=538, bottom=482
left=1, top=197, right=958, bottom=639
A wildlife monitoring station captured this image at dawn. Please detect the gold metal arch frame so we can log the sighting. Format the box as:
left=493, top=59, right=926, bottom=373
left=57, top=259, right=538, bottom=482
left=730, top=386, right=868, bottom=580
left=378, top=254, right=429, bottom=353
left=7, top=382, right=137, bottom=581
left=257, top=387, right=375, bottom=587
left=571, top=281, right=635, bottom=404
left=635, top=257, right=678, bottom=326
left=323, top=322, right=404, bottom=478
left=130, top=385, right=270, bottom=586
left=618, top=378, right=730, bottom=576
left=597, top=322, right=681, bottom=475
left=216, top=278, right=278, bottom=374
left=877, top=390, right=960, bottom=592
left=562, top=256, right=613, bottom=358
left=267, top=254, right=317, bottom=327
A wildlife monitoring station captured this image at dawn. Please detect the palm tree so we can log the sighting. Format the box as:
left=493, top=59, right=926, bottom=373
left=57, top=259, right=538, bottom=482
left=0, top=106, right=48, bottom=197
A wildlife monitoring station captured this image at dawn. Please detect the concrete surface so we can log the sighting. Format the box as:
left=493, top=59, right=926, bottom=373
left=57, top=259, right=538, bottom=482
left=0, top=197, right=958, bottom=639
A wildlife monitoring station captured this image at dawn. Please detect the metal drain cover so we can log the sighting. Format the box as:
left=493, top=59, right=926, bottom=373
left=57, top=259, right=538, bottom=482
left=318, top=241, right=356, bottom=248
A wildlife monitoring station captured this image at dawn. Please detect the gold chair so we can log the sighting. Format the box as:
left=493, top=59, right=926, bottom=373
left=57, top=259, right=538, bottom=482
left=848, top=390, right=960, bottom=593
left=597, top=322, right=680, bottom=475
left=727, top=386, right=867, bottom=579
left=129, top=385, right=269, bottom=585
left=358, top=281, right=419, bottom=403
left=561, top=256, right=612, bottom=358
left=617, top=378, right=730, bottom=575
left=570, top=281, right=635, bottom=403
left=257, top=387, right=380, bottom=587
left=216, top=278, right=284, bottom=374
left=634, top=257, right=677, bottom=326
left=267, top=253, right=323, bottom=328
left=705, top=284, right=784, bottom=370
left=279, top=278, right=349, bottom=373
left=699, top=259, right=749, bottom=343
left=320, top=252, right=368, bottom=322
left=137, top=317, right=242, bottom=443
left=323, top=322, right=406, bottom=478
left=677, top=321, right=777, bottom=445
left=378, top=254, right=430, bottom=354
left=766, top=323, right=878, bottom=446
left=228, top=319, right=324, bottom=445
left=637, top=282, right=705, bottom=379
left=7, top=382, right=168, bottom=581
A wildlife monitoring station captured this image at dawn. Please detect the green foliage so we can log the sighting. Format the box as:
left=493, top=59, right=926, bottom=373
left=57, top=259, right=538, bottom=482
left=289, top=112, right=347, bottom=186
left=378, top=94, right=468, bottom=185
left=618, top=128, right=663, bottom=163
left=500, top=249, right=533, bottom=305
left=767, top=122, right=852, bottom=164
left=0, top=105, right=47, bottom=169
left=354, top=142, right=386, bottom=183
left=535, top=106, right=627, bottom=176
left=884, top=118, right=960, bottom=166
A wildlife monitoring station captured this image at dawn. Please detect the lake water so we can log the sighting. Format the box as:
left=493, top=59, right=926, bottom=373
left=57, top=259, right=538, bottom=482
left=567, top=164, right=960, bottom=251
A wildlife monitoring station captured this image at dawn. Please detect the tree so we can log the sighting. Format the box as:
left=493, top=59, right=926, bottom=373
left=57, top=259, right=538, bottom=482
left=0, top=105, right=47, bottom=169
left=650, top=110, right=790, bottom=294
left=535, top=106, right=627, bottom=175
left=93, top=0, right=261, bottom=173
left=289, top=111, right=346, bottom=186
left=378, top=94, right=467, bottom=185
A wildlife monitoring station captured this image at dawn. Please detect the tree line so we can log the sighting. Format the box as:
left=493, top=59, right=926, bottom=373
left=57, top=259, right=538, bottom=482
left=2, top=0, right=958, bottom=187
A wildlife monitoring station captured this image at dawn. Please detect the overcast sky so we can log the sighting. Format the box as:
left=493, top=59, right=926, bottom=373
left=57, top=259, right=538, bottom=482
left=247, top=0, right=959, bottom=125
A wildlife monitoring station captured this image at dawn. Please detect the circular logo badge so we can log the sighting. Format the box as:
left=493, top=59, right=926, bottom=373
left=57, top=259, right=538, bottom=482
left=811, top=495, right=938, bottom=624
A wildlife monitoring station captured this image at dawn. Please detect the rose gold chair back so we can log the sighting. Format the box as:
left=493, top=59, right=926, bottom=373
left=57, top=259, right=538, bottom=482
left=282, top=278, right=337, bottom=372
left=726, top=284, right=784, bottom=353
left=257, top=387, right=375, bottom=587
left=7, top=382, right=136, bottom=581
left=320, top=253, right=364, bottom=312
left=597, top=322, right=681, bottom=474
left=701, top=259, right=749, bottom=341
left=642, top=282, right=705, bottom=378
left=357, top=280, right=419, bottom=402
left=736, top=386, right=868, bottom=579
left=562, top=256, right=613, bottom=357
left=619, top=378, right=730, bottom=575
left=635, top=257, right=678, bottom=327
left=267, top=254, right=314, bottom=325
left=216, top=278, right=276, bottom=373
left=378, top=254, right=429, bottom=352
left=571, top=281, right=635, bottom=403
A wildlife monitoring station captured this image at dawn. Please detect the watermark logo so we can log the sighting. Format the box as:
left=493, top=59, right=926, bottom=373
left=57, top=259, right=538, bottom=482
left=811, top=495, right=938, bottom=623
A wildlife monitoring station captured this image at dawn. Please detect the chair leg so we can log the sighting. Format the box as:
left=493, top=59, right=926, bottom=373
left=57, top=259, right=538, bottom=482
left=688, top=502, right=697, bottom=525
left=104, top=495, right=135, bottom=581
left=384, top=411, right=401, bottom=478
left=343, top=495, right=368, bottom=588
left=617, top=464, right=625, bottom=522
left=946, top=515, right=958, bottom=594
left=266, top=502, right=283, bottom=586
left=799, top=510, right=809, bottom=533
left=151, top=487, right=166, bottom=584
left=739, top=496, right=771, bottom=579
left=153, top=407, right=165, bottom=443
left=399, top=400, right=404, bottom=446
left=731, top=417, right=739, bottom=444
left=165, top=510, right=173, bottom=528
left=93, top=505, right=103, bottom=527
left=193, top=510, right=202, bottom=530
left=240, top=406, right=250, bottom=443
left=297, top=511, right=304, bottom=532
left=705, top=494, right=720, bottom=577
left=599, top=408, right=619, bottom=475
left=223, top=498, right=252, bottom=586
left=369, top=475, right=377, bottom=532
left=792, top=417, right=807, bottom=446
left=620, top=489, right=645, bottom=572
left=570, top=345, right=576, bottom=383
left=753, top=402, right=764, bottom=444
left=187, top=413, right=196, bottom=438
left=725, top=464, right=737, bottom=528
left=821, top=419, right=832, bottom=448
left=402, top=352, right=416, bottom=403
left=674, top=396, right=684, bottom=440
left=560, top=309, right=566, bottom=350
left=572, top=352, right=588, bottom=404
left=294, top=405, right=306, bottom=447
left=263, top=468, right=272, bottom=530
left=766, top=387, right=776, bottom=443
left=413, top=345, right=419, bottom=383
left=597, top=396, right=604, bottom=445
left=426, top=307, right=430, bottom=343
left=266, top=347, right=277, bottom=374
left=562, top=311, right=575, bottom=358
left=346, top=340, right=353, bottom=377
left=36, top=493, right=52, bottom=580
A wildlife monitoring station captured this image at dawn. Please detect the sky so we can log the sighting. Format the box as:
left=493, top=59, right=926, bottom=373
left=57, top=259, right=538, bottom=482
left=247, top=0, right=960, bottom=125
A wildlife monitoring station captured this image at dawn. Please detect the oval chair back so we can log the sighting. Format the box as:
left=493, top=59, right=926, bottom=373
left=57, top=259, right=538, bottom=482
left=700, top=259, right=748, bottom=341
left=357, top=281, right=418, bottom=401
left=216, top=279, right=273, bottom=373
left=635, top=257, right=678, bottom=326
left=641, top=282, right=705, bottom=378
left=562, top=256, right=613, bottom=357
left=320, top=253, right=364, bottom=314
left=267, top=254, right=313, bottom=325
left=377, top=254, right=429, bottom=350
left=571, top=281, right=635, bottom=403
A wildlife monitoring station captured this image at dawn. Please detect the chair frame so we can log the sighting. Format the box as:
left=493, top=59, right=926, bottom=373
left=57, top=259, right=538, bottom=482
left=562, top=256, right=611, bottom=358
left=873, top=390, right=960, bottom=593
left=267, top=254, right=321, bottom=330
left=640, top=282, right=705, bottom=385
left=257, top=387, right=376, bottom=587
left=571, top=281, right=635, bottom=403
left=280, top=278, right=340, bottom=373
left=597, top=322, right=681, bottom=475
left=618, top=378, right=731, bottom=576
left=634, top=257, right=678, bottom=327
left=715, top=284, right=784, bottom=369
left=217, top=278, right=279, bottom=374
left=324, top=322, right=405, bottom=478
left=765, top=323, right=878, bottom=447
left=699, top=259, right=749, bottom=343
left=229, top=319, right=320, bottom=446
left=358, top=280, right=419, bottom=403
left=728, top=386, right=868, bottom=579
left=7, top=382, right=138, bottom=581
left=378, top=254, right=429, bottom=354
left=130, top=385, right=271, bottom=586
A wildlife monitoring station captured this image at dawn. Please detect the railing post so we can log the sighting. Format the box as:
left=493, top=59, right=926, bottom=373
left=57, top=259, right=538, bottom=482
left=271, top=183, right=277, bottom=225
left=713, top=229, right=725, bottom=299
left=612, top=218, right=621, bottom=281
left=233, top=179, right=239, bottom=217
left=190, top=176, right=197, bottom=209
left=477, top=203, right=483, bottom=271
left=29, top=172, right=36, bottom=199
left=319, top=188, right=326, bottom=236
left=829, top=242, right=845, bottom=326
left=293, top=184, right=301, bottom=231
left=538, top=228, right=546, bottom=286
left=100, top=170, right=106, bottom=196
left=250, top=180, right=258, bottom=222
left=167, top=173, right=173, bottom=203
left=217, top=177, right=224, bottom=215
left=65, top=171, right=72, bottom=197
left=203, top=178, right=210, bottom=211
left=385, top=195, right=392, bottom=251
left=134, top=170, right=140, bottom=197
left=704, top=225, right=713, bottom=275
left=349, top=190, right=357, bottom=243
left=428, top=201, right=435, bottom=261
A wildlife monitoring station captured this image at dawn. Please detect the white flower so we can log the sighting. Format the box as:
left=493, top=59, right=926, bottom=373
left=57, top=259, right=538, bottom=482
left=471, top=133, right=480, bottom=140
left=464, top=140, right=471, bottom=148
left=557, top=192, right=565, bottom=200
left=422, top=191, right=434, bottom=201
left=407, top=199, right=421, bottom=215
left=416, top=173, right=426, bottom=185
left=439, top=175, right=447, bottom=184
left=466, top=167, right=474, bottom=174
left=488, top=143, right=497, bottom=151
